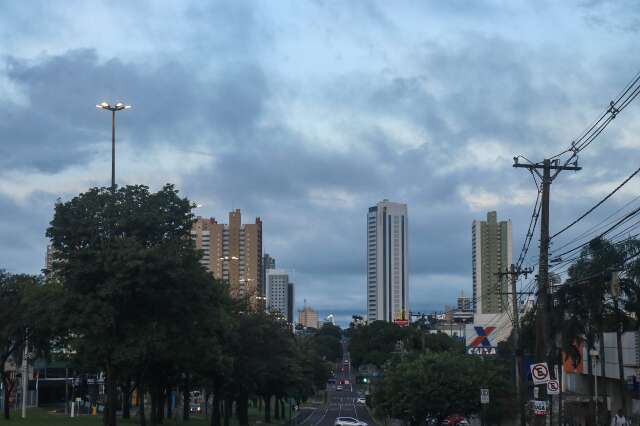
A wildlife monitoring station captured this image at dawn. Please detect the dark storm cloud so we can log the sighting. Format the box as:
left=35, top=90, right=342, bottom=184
left=0, top=49, right=269, bottom=172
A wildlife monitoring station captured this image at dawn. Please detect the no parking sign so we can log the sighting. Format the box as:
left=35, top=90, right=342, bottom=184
left=547, top=380, right=560, bottom=395
left=530, top=362, right=550, bottom=385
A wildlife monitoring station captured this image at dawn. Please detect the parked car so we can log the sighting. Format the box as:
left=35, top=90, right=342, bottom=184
left=356, top=397, right=366, bottom=404
left=440, top=415, right=469, bottom=425
left=190, top=403, right=202, bottom=414
left=334, top=417, right=368, bottom=426
left=336, top=385, right=343, bottom=391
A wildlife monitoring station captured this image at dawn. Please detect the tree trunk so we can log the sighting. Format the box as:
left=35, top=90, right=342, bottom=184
left=280, top=399, right=285, bottom=420
left=264, top=395, right=271, bottom=424
left=2, top=373, right=12, bottom=420
left=183, top=377, right=191, bottom=421
left=105, top=364, right=118, bottom=426
left=157, top=387, right=164, bottom=424
left=223, top=398, right=232, bottom=426
left=166, top=389, right=172, bottom=420
left=274, top=396, right=280, bottom=420
left=150, top=386, right=158, bottom=426
left=211, top=390, right=221, bottom=426
left=237, top=394, right=249, bottom=426
left=122, top=386, right=131, bottom=419
left=139, top=385, right=147, bottom=426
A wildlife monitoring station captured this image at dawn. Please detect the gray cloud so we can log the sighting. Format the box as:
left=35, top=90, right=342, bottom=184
left=1, top=1, right=640, bottom=318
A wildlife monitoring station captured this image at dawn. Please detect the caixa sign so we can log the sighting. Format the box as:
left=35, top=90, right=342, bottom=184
left=467, top=346, right=497, bottom=355
left=465, top=325, right=498, bottom=356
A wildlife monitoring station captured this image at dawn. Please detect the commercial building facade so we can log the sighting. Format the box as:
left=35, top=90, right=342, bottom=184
left=472, top=211, right=512, bottom=315
left=367, top=200, right=409, bottom=322
left=191, top=209, right=262, bottom=302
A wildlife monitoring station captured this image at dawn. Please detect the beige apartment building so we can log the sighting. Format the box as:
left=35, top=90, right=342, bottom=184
left=192, top=209, right=263, bottom=302
left=298, top=306, right=319, bottom=329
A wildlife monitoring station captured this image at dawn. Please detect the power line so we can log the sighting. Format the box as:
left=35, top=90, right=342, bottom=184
left=552, top=193, right=640, bottom=254
left=551, top=166, right=640, bottom=240
left=552, top=204, right=640, bottom=260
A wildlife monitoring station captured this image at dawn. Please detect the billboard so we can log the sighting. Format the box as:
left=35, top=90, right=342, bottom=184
left=465, top=325, right=498, bottom=355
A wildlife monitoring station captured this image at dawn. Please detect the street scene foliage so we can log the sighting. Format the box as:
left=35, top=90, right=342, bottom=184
left=1, top=185, right=332, bottom=426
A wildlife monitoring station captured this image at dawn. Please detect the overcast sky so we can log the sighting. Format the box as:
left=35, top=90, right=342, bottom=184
left=2, top=1, right=640, bottom=326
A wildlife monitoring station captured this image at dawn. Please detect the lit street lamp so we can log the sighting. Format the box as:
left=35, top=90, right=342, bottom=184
left=96, top=101, right=131, bottom=189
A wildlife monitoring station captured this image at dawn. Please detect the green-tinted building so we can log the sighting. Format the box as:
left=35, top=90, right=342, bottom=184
left=472, top=211, right=512, bottom=314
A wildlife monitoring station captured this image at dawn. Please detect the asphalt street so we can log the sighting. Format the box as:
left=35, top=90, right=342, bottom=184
left=297, top=341, right=377, bottom=426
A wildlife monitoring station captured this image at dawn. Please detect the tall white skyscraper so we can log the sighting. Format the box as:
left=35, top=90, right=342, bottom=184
left=367, top=200, right=409, bottom=322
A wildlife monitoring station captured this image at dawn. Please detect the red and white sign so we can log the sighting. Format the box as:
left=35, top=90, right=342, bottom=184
left=530, top=362, right=550, bottom=385
left=547, top=380, right=560, bottom=395
left=533, top=400, right=547, bottom=416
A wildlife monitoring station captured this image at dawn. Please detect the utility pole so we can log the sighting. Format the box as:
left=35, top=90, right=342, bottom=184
left=497, top=264, right=533, bottom=426
left=21, top=329, right=28, bottom=419
left=514, top=158, right=581, bottom=424
left=611, top=272, right=627, bottom=415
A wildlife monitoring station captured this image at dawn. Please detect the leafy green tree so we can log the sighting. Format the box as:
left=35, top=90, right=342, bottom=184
left=374, top=352, right=515, bottom=425
left=557, top=238, right=631, bottom=377
left=0, top=272, right=58, bottom=420
left=47, top=184, right=206, bottom=426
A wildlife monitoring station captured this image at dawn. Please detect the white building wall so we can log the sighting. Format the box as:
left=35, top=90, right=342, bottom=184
left=266, top=269, right=289, bottom=318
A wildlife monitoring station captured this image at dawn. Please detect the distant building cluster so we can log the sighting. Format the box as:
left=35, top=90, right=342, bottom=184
left=358, top=204, right=518, bottom=350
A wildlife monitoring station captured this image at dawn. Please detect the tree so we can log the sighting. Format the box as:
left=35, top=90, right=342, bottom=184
left=374, top=352, right=515, bottom=425
left=46, top=184, right=206, bottom=426
left=0, top=272, right=58, bottom=420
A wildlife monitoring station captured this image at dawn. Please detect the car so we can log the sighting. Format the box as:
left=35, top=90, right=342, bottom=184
left=336, top=385, right=343, bottom=391
left=190, top=403, right=203, bottom=414
left=356, top=397, right=366, bottom=404
left=440, top=415, right=469, bottom=425
left=334, top=417, right=368, bottom=426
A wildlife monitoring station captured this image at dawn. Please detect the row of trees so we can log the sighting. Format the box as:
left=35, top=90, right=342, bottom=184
left=347, top=319, right=463, bottom=369
left=1, top=184, right=334, bottom=425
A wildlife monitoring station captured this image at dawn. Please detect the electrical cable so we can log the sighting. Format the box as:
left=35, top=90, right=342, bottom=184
left=551, top=166, right=640, bottom=240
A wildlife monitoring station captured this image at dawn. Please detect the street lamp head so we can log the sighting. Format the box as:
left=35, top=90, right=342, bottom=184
left=96, top=101, right=131, bottom=111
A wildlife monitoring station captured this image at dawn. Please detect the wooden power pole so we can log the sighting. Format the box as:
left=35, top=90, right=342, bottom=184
left=514, top=158, right=581, bottom=424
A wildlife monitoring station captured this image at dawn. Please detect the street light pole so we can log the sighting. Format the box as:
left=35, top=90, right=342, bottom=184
left=590, top=349, right=600, bottom=425
left=96, top=101, right=131, bottom=190
left=111, top=110, right=115, bottom=189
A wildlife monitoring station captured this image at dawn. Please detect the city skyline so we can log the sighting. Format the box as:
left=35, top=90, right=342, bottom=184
left=3, top=2, right=640, bottom=326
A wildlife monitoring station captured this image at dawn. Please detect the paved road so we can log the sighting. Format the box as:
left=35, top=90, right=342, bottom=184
left=299, top=341, right=377, bottom=426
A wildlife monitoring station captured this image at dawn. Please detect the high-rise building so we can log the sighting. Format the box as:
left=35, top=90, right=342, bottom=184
left=472, top=211, right=512, bottom=315
left=287, top=282, right=294, bottom=325
left=266, top=269, right=292, bottom=322
left=298, top=305, right=319, bottom=329
left=191, top=209, right=262, bottom=301
left=367, top=200, right=409, bottom=322
left=457, top=290, right=473, bottom=312
left=262, top=254, right=276, bottom=296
